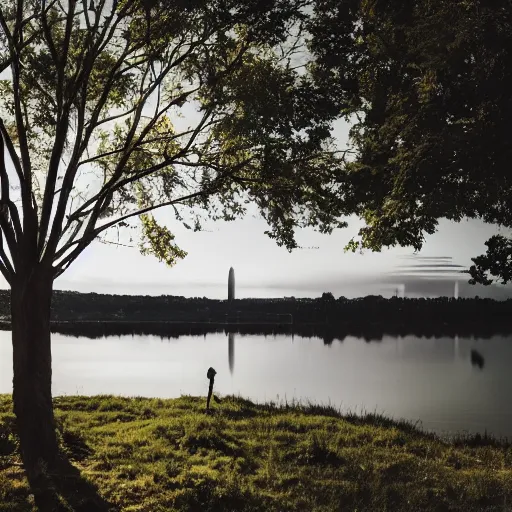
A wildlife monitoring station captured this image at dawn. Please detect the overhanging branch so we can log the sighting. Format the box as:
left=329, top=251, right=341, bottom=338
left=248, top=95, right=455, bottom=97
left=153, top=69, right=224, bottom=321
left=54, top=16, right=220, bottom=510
left=53, top=189, right=207, bottom=276
left=54, top=152, right=255, bottom=271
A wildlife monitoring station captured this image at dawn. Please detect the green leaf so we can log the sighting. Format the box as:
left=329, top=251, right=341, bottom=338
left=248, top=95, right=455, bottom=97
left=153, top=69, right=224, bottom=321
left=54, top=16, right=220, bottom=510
left=139, top=214, right=187, bottom=266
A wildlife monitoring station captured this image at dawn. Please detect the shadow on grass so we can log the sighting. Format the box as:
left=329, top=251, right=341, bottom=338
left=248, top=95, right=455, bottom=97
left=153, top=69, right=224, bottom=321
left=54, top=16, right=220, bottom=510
left=28, top=454, right=115, bottom=512
left=1, top=407, right=115, bottom=512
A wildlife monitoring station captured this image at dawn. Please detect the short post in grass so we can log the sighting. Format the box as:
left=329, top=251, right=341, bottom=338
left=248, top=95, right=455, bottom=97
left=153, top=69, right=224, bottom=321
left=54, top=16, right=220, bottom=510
left=206, top=367, right=217, bottom=413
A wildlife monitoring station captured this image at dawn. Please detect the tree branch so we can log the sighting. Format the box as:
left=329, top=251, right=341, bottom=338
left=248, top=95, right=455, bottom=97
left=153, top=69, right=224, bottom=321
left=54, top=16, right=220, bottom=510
left=0, top=232, right=14, bottom=282
left=53, top=58, right=181, bottom=247
left=0, top=7, right=49, bottom=74
left=81, top=0, right=92, bottom=31
left=75, top=116, right=203, bottom=170
left=54, top=151, right=252, bottom=268
left=0, top=119, right=25, bottom=191
left=100, top=191, right=206, bottom=233
left=65, top=107, right=214, bottom=237
left=37, top=106, right=72, bottom=254
left=11, top=54, right=33, bottom=203
left=39, top=2, right=133, bottom=258
left=53, top=189, right=206, bottom=276
left=40, top=0, right=61, bottom=85
left=0, top=4, right=41, bottom=225
left=0, top=127, right=22, bottom=253
left=48, top=12, right=226, bottom=258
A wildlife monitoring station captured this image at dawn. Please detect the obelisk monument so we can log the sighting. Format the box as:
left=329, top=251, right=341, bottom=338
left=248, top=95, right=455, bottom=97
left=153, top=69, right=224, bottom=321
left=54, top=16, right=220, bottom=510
left=228, top=267, right=235, bottom=301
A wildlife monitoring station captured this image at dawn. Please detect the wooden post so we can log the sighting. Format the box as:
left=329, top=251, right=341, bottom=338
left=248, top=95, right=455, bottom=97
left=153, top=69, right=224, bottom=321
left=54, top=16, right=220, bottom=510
left=206, top=367, right=217, bottom=412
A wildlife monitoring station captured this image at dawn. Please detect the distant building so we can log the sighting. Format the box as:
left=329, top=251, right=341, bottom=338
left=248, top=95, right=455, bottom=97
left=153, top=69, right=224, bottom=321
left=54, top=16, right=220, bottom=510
left=228, top=267, right=235, bottom=301
left=392, top=255, right=464, bottom=298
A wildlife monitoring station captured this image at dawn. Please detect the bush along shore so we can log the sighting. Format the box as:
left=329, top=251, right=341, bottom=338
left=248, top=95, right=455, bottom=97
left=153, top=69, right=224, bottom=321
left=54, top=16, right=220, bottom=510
left=0, top=395, right=511, bottom=511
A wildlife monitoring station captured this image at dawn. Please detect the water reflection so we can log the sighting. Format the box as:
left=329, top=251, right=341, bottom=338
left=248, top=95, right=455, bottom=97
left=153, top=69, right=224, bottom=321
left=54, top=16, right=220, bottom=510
left=44, top=321, right=512, bottom=343
left=228, top=333, right=235, bottom=375
left=0, top=330, right=511, bottom=438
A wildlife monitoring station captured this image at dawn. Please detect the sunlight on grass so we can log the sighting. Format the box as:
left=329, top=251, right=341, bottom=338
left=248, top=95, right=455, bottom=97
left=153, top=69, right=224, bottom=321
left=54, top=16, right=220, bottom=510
left=0, top=394, right=511, bottom=511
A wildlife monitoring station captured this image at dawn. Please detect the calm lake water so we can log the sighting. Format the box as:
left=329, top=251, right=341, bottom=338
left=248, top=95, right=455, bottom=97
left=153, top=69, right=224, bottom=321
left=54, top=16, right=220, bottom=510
left=1, top=330, right=511, bottom=439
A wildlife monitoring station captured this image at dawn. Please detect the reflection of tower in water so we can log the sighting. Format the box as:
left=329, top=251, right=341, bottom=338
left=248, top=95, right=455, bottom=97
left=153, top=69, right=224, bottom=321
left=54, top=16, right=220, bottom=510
left=227, top=267, right=236, bottom=374
left=228, top=333, right=235, bottom=375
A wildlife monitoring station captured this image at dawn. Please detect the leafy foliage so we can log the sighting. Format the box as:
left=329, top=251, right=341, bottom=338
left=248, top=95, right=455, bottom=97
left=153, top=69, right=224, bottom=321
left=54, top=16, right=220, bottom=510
left=467, top=235, right=512, bottom=286
left=308, top=0, right=512, bottom=284
left=139, top=214, right=187, bottom=266
left=0, top=0, right=347, bottom=282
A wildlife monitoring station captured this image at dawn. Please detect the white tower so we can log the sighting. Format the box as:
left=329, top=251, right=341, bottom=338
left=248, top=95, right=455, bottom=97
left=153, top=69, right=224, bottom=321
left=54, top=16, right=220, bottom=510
left=228, top=267, right=235, bottom=301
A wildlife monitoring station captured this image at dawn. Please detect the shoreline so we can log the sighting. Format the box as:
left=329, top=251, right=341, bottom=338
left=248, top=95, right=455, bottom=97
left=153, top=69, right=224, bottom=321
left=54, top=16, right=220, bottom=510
left=0, top=291, right=511, bottom=340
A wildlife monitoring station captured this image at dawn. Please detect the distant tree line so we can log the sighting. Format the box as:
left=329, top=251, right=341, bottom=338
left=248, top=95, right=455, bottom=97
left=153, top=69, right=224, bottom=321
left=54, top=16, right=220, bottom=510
left=0, top=290, right=510, bottom=337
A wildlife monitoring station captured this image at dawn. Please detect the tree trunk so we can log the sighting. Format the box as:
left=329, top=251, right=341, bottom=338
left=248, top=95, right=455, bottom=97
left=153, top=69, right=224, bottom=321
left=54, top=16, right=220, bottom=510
left=11, top=268, right=58, bottom=481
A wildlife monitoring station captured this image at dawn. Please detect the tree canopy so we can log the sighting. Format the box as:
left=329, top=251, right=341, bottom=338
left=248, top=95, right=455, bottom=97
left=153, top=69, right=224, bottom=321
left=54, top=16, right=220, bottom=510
left=308, top=0, right=512, bottom=285
left=0, top=0, right=346, bottom=285
left=0, top=0, right=354, bottom=485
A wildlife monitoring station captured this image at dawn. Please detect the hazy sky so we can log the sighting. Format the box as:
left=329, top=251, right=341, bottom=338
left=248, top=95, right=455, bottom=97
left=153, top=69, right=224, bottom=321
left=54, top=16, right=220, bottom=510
left=39, top=213, right=500, bottom=298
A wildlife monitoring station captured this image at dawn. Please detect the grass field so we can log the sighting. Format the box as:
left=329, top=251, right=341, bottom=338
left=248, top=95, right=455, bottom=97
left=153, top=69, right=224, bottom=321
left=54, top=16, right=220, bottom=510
left=0, top=394, right=511, bottom=511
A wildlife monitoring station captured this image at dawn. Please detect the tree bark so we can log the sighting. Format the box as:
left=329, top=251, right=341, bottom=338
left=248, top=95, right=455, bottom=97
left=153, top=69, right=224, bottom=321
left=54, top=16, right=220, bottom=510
left=11, top=267, right=58, bottom=481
